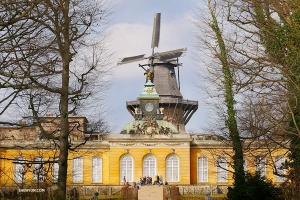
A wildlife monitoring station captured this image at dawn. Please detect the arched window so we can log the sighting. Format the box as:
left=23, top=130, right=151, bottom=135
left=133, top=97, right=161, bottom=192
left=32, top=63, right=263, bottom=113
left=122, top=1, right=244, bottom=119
left=120, top=155, right=133, bottom=182
left=92, top=157, right=102, bottom=183
left=143, top=155, right=156, bottom=178
left=166, top=155, right=179, bottom=182
left=72, top=157, right=83, bottom=183
left=217, top=157, right=228, bottom=182
left=14, top=157, right=25, bottom=183
left=33, top=157, right=44, bottom=183
left=198, top=157, right=208, bottom=182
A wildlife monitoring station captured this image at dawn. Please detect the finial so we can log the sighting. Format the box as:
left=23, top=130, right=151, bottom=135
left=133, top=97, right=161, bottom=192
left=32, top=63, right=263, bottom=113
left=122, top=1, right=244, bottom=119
left=144, top=71, right=152, bottom=81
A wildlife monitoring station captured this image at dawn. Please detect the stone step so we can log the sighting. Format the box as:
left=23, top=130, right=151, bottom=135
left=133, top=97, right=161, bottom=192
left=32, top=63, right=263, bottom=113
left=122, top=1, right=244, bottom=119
left=138, top=185, right=164, bottom=200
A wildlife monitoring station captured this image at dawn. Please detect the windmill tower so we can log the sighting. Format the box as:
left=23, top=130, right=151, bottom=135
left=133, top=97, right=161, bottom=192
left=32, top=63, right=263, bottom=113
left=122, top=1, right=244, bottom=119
left=118, top=13, right=198, bottom=133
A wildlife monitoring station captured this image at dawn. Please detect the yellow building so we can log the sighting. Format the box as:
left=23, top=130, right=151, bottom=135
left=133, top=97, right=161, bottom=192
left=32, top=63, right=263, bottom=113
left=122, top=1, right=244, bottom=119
left=0, top=80, right=287, bottom=192
left=0, top=61, right=288, bottom=196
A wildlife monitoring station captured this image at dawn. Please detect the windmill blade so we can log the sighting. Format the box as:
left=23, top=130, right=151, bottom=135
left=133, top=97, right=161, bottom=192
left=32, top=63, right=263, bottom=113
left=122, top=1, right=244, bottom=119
left=151, top=13, right=161, bottom=49
left=154, top=48, right=187, bottom=61
left=117, top=54, right=146, bottom=65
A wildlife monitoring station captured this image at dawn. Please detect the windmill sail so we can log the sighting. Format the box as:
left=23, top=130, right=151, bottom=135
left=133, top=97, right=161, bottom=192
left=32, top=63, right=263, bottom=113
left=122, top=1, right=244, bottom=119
left=151, top=13, right=161, bottom=49
left=154, top=48, right=187, bottom=61
left=117, top=54, right=146, bottom=65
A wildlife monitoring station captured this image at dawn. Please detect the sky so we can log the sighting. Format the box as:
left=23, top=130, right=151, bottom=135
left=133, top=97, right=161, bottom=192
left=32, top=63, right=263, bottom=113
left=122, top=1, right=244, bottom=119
left=105, top=0, right=209, bottom=133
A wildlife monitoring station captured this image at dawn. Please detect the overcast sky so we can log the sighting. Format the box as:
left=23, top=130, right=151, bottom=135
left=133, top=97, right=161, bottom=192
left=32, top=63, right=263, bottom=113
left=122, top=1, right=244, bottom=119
left=105, top=0, right=210, bottom=133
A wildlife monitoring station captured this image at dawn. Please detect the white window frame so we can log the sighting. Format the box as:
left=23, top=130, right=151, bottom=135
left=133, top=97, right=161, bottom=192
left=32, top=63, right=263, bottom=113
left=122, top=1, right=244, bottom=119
left=33, top=157, right=44, bottom=183
left=217, top=157, right=228, bottom=182
left=53, top=157, right=59, bottom=183
left=14, top=157, right=25, bottom=183
left=72, top=157, right=83, bottom=183
left=166, top=155, right=179, bottom=182
left=275, top=156, right=286, bottom=182
left=256, top=156, right=266, bottom=178
left=198, top=157, right=208, bottom=182
left=143, top=155, right=156, bottom=178
left=92, top=157, right=102, bottom=183
left=120, top=155, right=133, bottom=182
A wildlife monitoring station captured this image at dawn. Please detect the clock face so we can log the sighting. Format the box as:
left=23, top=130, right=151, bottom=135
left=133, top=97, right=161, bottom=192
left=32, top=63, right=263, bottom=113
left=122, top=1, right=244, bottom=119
left=145, top=102, right=154, bottom=112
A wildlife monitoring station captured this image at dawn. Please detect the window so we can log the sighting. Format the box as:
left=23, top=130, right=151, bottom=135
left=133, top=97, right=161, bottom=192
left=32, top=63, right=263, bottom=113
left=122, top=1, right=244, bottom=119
left=275, top=156, right=286, bottom=182
left=143, top=155, right=156, bottom=178
left=33, top=157, right=44, bottom=183
left=198, top=157, right=208, bottom=182
left=53, top=158, right=59, bottom=183
left=72, top=157, right=83, bottom=183
left=166, top=155, right=179, bottom=182
left=243, top=158, right=247, bottom=172
left=256, top=156, right=266, bottom=177
left=14, top=157, right=25, bottom=183
left=217, top=157, right=228, bottom=182
left=92, top=157, right=102, bottom=183
left=120, top=155, right=133, bottom=182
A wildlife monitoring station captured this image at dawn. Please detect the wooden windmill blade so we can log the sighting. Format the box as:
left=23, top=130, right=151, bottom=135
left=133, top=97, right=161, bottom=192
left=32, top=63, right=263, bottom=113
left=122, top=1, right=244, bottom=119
left=117, top=54, right=146, bottom=65
left=151, top=13, right=161, bottom=50
left=154, top=48, right=187, bottom=61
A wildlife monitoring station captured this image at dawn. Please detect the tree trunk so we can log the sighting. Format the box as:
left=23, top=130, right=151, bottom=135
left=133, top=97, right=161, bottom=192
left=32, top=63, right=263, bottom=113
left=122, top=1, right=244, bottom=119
left=208, top=0, right=245, bottom=198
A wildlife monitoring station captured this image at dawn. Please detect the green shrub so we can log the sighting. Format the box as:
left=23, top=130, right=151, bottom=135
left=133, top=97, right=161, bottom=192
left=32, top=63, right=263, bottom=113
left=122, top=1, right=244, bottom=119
left=226, top=172, right=283, bottom=200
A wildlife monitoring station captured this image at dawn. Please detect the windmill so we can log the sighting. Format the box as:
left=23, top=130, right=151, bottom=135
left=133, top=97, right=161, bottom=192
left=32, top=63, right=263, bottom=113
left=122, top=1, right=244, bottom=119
left=120, top=13, right=198, bottom=133
left=117, top=13, right=186, bottom=96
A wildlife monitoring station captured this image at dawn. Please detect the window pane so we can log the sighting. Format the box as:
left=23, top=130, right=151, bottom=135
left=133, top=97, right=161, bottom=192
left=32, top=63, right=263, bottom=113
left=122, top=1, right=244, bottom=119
left=92, top=157, right=102, bottom=183
left=143, top=155, right=156, bottom=178
left=166, top=155, right=179, bottom=182
left=72, top=157, right=83, bottom=183
left=217, top=157, right=228, bottom=182
left=256, top=156, right=266, bottom=177
left=33, top=157, right=44, bottom=183
left=275, top=156, right=286, bottom=182
left=120, top=155, right=133, bottom=182
left=14, top=157, right=25, bottom=183
left=198, top=157, right=208, bottom=182
left=53, top=158, right=59, bottom=183
left=243, top=158, right=247, bottom=172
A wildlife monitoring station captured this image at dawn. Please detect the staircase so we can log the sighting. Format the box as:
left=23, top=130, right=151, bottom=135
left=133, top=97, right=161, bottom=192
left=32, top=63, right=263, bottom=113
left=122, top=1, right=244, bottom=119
left=138, top=185, right=164, bottom=200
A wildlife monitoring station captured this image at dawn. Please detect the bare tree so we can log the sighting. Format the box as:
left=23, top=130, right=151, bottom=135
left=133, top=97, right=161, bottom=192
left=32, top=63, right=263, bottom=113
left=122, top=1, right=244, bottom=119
left=194, top=0, right=291, bottom=198
left=0, top=0, right=112, bottom=199
left=222, top=1, right=300, bottom=199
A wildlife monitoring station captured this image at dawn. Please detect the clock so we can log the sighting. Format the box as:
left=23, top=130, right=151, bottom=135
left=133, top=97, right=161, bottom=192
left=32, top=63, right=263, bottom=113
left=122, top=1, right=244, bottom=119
left=145, top=102, right=154, bottom=112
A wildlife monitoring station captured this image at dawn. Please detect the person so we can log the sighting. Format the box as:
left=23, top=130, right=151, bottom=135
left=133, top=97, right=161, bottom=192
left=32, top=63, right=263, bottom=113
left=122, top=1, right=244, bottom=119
left=158, top=175, right=163, bottom=186
left=133, top=182, right=139, bottom=190
left=123, top=176, right=126, bottom=185
left=139, top=177, right=143, bottom=186
left=165, top=182, right=171, bottom=198
left=90, top=192, right=99, bottom=200
left=204, top=193, right=214, bottom=200
left=153, top=174, right=158, bottom=185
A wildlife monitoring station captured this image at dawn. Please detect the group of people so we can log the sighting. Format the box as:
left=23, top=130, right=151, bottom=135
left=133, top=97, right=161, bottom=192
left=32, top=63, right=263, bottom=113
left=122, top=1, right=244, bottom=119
left=123, top=175, right=164, bottom=190
left=136, top=175, right=164, bottom=186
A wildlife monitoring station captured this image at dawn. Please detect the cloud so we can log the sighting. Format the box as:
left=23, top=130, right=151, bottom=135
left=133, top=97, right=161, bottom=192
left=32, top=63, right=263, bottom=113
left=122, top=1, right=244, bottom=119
left=107, top=13, right=194, bottom=81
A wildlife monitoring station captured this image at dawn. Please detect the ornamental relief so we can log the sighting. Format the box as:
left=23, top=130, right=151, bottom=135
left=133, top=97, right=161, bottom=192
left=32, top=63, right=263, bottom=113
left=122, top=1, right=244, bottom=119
left=164, top=142, right=185, bottom=146
left=128, top=118, right=172, bottom=138
left=116, top=143, right=135, bottom=146
left=143, top=143, right=158, bottom=146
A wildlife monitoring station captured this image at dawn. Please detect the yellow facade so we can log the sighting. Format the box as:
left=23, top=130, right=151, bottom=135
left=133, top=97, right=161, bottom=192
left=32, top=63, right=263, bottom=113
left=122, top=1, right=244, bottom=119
left=0, top=127, right=288, bottom=189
